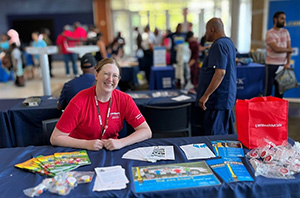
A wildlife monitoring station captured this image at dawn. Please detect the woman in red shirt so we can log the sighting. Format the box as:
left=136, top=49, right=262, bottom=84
left=50, top=58, right=152, bottom=151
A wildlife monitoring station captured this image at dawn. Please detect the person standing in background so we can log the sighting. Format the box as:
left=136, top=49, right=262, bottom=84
left=196, top=18, right=236, bottom=136
left=41, top=28, right=54, bottom=77
left=265, top=11, right=293, bottom=98
left=31, top=31, right=47, bottom=77
left=186, top=31, right=200, bottom=90
left=0, top=33, right=9, bottom=52
left=10, top=43, right=24, bottom=86
left=95, top=32, right=107, bottom=62
left=141, top=25, right=155, bottom=82
left=56, top=25, right=78, bottom=77
left=72, top=22, right=87, bottom=46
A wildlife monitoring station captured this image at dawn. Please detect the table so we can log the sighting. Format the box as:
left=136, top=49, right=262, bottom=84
left=0, top=99, right=24, bottom=148
left=126, top=90, right=199, bottom=136
left=1, top=134, right=299, bottom=197
left=0, top=97, right=61, bottom=148
left=149, top=66, right=175, bottom=90
left=126, top=89, right=196, bottom=114
left=236, top=63, right=265, bottom=99
left=119, top=65, right=139, bottom=91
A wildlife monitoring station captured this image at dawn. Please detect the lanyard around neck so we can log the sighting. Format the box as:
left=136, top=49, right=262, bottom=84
left=94, top=95, right=112, bottom=137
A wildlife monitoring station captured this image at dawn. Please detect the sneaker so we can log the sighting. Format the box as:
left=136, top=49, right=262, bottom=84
left=66, top=74, right=71, bottom=78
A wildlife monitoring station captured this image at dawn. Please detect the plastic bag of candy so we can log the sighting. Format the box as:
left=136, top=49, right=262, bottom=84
left=23, top=171, right=94, bottom=197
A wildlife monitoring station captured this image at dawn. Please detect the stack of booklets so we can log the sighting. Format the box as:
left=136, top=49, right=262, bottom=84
left=15, top=150, right=91, bottom=176
left=207, top=140, right=253, bottom=183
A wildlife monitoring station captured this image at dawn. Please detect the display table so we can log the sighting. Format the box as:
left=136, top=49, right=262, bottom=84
left=126, top=89, right=196, bottom=114
left=0, top=99, right=24, bottom=147
left=1, top=135, right=299, bottom=197
left=236, top=63, right=265, bottom=99
left=149, top=66, right=175, bottom=90
left=0, top=97, right=61, bottom=148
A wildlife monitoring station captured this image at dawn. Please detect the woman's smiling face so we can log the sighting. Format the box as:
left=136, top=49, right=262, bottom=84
left=95, top=63, right=120, bottom=93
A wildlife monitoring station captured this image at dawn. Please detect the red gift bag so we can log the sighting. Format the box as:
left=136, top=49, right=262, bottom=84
left=236, top=96, right=288, bottom=149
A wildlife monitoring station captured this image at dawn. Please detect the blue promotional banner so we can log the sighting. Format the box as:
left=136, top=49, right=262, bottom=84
left=268, top=0, right=300, bottom=98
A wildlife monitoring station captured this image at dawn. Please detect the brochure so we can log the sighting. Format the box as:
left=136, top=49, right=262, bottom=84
left=206, top=158, right=234, bottom=183
left=122, top=146, right=175, bottom=162
left=206, top=157, right=253, bottom=183
left=15, top=150, right=91, bottom=176
left=211, top=140, right=245, bottom=157
left=54, top=150, right=91, bottom=167
left=15, top=157, right=52, bottom=176
left=180, top=143, right=216, bottom=160
left=223, top=157, right=254, bottom=182
left=132, top=161, right=220, bottom=193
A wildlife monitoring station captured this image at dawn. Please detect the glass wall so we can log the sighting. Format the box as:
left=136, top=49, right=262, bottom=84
left=111, top=0, right=250, bottom=56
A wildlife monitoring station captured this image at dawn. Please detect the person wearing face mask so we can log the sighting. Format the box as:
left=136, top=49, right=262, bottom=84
left=50, top=58, right=152, bottom=151
left=265, top=11, right=293, bottom=98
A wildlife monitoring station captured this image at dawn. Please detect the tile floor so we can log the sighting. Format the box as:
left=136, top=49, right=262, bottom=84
left=1, top=60, right=299, bottom=142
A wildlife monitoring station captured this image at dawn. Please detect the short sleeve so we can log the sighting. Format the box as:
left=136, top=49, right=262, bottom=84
left=56, top=98, right=82, bottom=133
left=123, top=96, right=145, bottom=128
left=266, top=31, right=275, bottom=44
left=208, top=43, right=227, bottom=70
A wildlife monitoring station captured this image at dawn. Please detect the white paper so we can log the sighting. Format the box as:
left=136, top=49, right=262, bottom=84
left=93, top=165, right=129, bottom=191
left=171, top=95, right=191, bottom=101
left=180, top=143, right=216, bottom=160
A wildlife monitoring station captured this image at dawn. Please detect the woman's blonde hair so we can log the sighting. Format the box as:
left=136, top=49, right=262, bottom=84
left=95, top=58, right=121, bottom=76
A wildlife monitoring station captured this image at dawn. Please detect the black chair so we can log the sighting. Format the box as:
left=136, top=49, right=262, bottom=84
left=42, top=118, right=59, bottom=145
left=144, top=103, right=191, bottom=138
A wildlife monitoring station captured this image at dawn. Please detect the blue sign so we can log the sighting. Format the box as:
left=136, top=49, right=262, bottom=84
left=268, top=0, right=300, bottom=97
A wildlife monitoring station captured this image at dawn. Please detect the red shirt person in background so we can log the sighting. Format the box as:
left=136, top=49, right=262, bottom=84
left=72, top=21, right=87, bottom=45
left=56, top=25, right=78, bottom=76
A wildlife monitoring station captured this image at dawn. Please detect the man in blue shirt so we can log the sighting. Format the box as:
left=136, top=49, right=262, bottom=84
left=196, top=18, right=236, bottom=135
left=57, top=53, right=96, bottom=110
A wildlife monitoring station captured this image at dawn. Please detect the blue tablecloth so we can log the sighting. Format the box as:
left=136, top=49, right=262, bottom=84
left=126, top=90, right=196, bottom=114
left=236, top=63, right=265, bottom=99
left=0, top=97, right=61, bottom=148
left=0, top=99, right=24, bottom=148
left=149, top=66, right=175, bottom=90
left=120, top=66, right=139, bottom=86
left=0, top=134, right=299, bottom=197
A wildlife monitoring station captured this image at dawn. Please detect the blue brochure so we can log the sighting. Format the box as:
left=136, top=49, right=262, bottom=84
left=223, top=157, right=254, bottom=182
left=206, top=158, right=234, bottom=183
left=132, top=161, right=221, bottom=193
left=207, top=157, right=254, bottom=183
left=211, top=140, right=245, bottom=157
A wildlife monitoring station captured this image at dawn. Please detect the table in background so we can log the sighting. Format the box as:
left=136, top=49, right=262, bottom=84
left=149, top=66, right=175, bottom=90
left=126, top=89, right=196, bottom=114
left=0, top=97, right=61, bottom=148
left=126, top=89, right=201, bottom=136
left=236, top=62, right=265, bottom=99
left=1, top=134, right=299, bottom=198
left=0, top=99, right=24, bottom=148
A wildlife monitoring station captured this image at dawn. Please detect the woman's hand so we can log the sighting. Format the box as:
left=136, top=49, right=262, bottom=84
left=85, top=139, right=104, bottom=151
left=102, top=139, right=123, bottom=151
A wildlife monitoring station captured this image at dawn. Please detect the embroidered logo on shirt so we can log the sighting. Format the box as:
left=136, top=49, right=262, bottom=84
left=110, top=112, right=120, bottom=119
left=136, top=113, right=142, bottom=120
